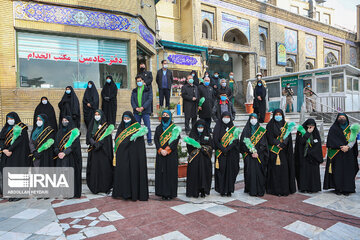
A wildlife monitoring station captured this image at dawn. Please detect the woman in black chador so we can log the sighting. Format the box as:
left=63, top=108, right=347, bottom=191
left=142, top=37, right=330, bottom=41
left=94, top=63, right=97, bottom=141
left=86, top=110, right=114, bottom=194
left=266, top=109, right=296, bottom=196
left=33, top=96, right=58, bottom=133
left=58, top=86, right=81, bottom=128
left=101, top=76, right=118, bottom=124
left=0, top=112, right=30, bottom=201
left=253, top=80, right=267, bottom=123
left=185, top=119, right=213, bottom=198
left=240, top=113, right=268, bottom=197
left=324, top=113, right=359, bottom=195
left=54, top=116, right=82, bottom=198
left=154, top=110, right=181, bottom=200
left=83, top=81, right=99, bottom=129
left=294, top=118, right=323, bottom=193
left=213, top=111, right=240, bottom=197
left=112, top=111, right=149, bottom=201
left=29, top=114, right=56, bottom=167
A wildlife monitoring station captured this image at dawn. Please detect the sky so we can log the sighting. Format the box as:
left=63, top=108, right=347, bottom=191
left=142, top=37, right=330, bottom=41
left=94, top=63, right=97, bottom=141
left=325, top=0, right=358, bottom=32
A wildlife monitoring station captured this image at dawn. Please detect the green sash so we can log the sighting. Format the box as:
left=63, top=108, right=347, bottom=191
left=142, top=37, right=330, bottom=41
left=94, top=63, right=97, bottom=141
left=269, top=122, right=288, bottom=155
left=159, top=123, right=176, bottom=147
left=215, top=126, right=236, bottom=160
left=88, top=122, right=109, bottom=152
left=327, top=125, right=350, bottom=160
left=4, top=122, right=27, bottom=147
left=243, top=126, right=266, bottom=159
left=114, top=122, right=141, bottom=154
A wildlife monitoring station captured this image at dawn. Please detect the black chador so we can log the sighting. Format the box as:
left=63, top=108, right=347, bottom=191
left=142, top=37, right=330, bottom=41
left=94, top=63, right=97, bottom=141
left=112, top=111, right=149, bottom=201
left=184, top=120, right=213, bottom=198
left=58, top=86, right=81, bottom=128
left=86, top=110, right=114, bottom=194
left=30, top=114, right=56, bottom=167
left=240, top=113, right=268, bottom=197
left=253, top=80, right=267, bottom=123
left=83, top=81, right=99, bottom=129
left=54, top=116, right=82, bottom=198
left=101, top=76, right=118, bottom=124
left=294, top=118, right=323, bottom=193
left=213, top=111, right=240, bottom=196
left=266, top=109, right=296, bottom=196
left=33, top=96, right=58, bottom=133
left=324, top=113, right=359, bottom=195
left=154, top=110, right=181, bottom=200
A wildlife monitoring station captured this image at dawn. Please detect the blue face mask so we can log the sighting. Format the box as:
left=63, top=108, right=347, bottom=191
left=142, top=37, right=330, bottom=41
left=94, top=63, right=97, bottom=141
left=220, top=96, right=227, bottom=101
left=137, top=81, right=143, bottom=87
left=275, top=115, right=283, bottom=122
left=88, top=84, right=92, bottom=88
left=214, top=74, right=218, bottom=78
left=192, top=73, right=195, bottom=77
left=221, top=82, right=226, bottom=87
left=188, top=79, right=194, bottom=84
left=106, top=79, right=111, bottom=84
left=204, top=81, right=210, bottom=86
left=258, top=83, right=262, bottom=86
left=65, top=90, right=71, bottom=94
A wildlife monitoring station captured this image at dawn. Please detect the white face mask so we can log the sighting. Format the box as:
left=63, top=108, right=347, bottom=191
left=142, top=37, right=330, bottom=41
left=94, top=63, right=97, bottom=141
left=163, top=64, right=168, bottom=69
left=94, top=115, right=101, bottom=121
left=197, top=128, right=204, bottom=133
left=250, top=119, right=258, bottom=125
left=222, top=118, right=230, bottom=124
left=42, top=100, right=48, bottom=105
left=7, top=119, right=15, bottom=126
left=36, top=121, right=43, bottom=127
left=124, top=119, right=131, bottom=123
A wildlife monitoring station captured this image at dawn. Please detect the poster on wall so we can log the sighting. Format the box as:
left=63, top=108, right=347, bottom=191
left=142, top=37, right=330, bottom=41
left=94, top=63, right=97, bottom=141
left=276, top=42, right=287, bottom=66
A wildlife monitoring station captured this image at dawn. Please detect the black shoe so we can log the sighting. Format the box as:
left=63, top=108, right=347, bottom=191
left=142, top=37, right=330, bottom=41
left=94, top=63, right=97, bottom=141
left=335, top=190, right=341, bottom=195
left=221, top=193, right=225, bottom=197
left=148, top=142, right=153, bottom=146
left=226, top=193, right=232, bottom=197
left=162, top=196, right=166, bottom=200
left=200, top=192, right=205, bottom=198
left=343, top=192, right=350, bottom=196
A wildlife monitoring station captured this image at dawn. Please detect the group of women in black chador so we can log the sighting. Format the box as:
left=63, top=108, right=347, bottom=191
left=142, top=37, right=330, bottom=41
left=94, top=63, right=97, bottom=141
left=0, top=79, right=359, bottom=201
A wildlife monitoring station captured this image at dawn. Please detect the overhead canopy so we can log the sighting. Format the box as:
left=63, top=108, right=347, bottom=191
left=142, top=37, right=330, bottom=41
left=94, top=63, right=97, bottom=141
left=159, top=40, right=208, bottom=59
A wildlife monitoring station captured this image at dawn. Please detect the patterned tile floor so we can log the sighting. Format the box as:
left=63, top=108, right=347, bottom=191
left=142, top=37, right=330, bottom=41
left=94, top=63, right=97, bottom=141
left=1, top=164, right=360, bottom=240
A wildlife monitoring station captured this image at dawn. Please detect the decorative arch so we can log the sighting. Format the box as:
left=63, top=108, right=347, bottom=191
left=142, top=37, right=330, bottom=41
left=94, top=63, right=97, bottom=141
left=223, top=28, right=249, bottom=46
left=306, top=62, right=314, bottom=70
left=259, top=33, right=266, bottom=52
left=325, top=52, right=338, bottom=67
left=285, top=58, right=295, bottom=73
left=202, top=19, right=212, bottom=39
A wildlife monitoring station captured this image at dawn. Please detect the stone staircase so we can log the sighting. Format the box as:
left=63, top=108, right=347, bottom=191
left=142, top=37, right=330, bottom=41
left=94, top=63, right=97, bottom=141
left=77, top=112, right=332, bottom=186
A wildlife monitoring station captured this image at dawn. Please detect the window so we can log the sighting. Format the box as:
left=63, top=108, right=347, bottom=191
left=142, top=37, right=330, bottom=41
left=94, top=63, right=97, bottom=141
left=285, top=58, right=295, bottom=72
left=290, top=5, right=299, bottom=14
left=316, top=11, right=320, bottom=21
left=347, top=77, right=353, bottom=91
left=332, top=74, right=344, bottom=93
left=202, top=20, right=212, bottom=39
left=354, top=79, right=359, bottom=91
left=302, top=8, right=308, bottom=16
left=223, top=29, right=249, bottom=45
left=260, top=69, right=268, bottom=77
left=325, top=52, right=338, bottom=67
left=18, top=32, right=128, bottom=89
left=259, top=34, right=266, bottom=52
left=316, top=76, right=329, bottom=93
left=306, top=62, right=314, bottom=70
left=323, top=13, right=331, bottom=24
left=267, top=81, right=280, bottom=98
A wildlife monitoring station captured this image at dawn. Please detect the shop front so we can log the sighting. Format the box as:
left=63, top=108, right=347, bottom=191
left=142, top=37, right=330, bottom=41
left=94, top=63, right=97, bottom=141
left=0, top=0, right=157, bottom=126
left=157, top=40, right=208, bottom=109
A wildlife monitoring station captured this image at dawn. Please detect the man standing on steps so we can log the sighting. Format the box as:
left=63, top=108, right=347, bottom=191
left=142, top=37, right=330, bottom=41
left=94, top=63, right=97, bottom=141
left=212, top=93, right=236, bottom=122
left=156, top=60, right=173, bottom=109
left=216, top=78, right=233, bottom=102
left=182, top=74, right=199, bottom=135
left=282, top=83, right=294, bottom=113
left=138, top=62, right=154, bottom=114
left=303, top=83, right=316, bottom=112
left=198, top=76, right=215, bottom=131
left=131, top=75, right=153, bottom=146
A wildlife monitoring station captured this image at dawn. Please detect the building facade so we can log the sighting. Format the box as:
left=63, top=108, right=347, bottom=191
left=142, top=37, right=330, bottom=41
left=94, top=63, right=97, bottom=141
left=0, top=0, right=156, bottom=126
left=156, top=0, right=359, bottom=105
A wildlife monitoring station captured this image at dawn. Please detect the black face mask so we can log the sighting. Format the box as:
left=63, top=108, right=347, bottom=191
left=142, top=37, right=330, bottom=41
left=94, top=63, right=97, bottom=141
left=162, top=117, right=170, bottom=123
left=140, top=67, right=145, bottom=71
left=338, top=119, right=347, bottom=125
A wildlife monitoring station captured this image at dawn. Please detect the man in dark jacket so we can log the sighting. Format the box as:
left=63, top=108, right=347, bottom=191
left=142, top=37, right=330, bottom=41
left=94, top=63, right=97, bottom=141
left=212, top=93, right=236, bottom=122
left=216, top=78, right=233, bottom=101
left=212, top=72, right=220, bottom=90
left=138, top=62, right=153, bottom=114
left=181, top=74, right=199, bottom=134
left=156, top=60, right=173, bottom=109
left=131, top=75, right=153, bottom=145
left=198, top=76, right=215, bottom=131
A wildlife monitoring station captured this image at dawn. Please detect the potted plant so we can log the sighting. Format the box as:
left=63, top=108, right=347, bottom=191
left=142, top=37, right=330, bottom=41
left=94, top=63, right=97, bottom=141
left=264, top=112, right=271, bottom=123
left=177, top=145, right=188, bottom=178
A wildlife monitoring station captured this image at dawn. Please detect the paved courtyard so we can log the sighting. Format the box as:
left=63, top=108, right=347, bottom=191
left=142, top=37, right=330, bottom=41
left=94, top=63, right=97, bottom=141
left=1, top=164, right=360, bottom=240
